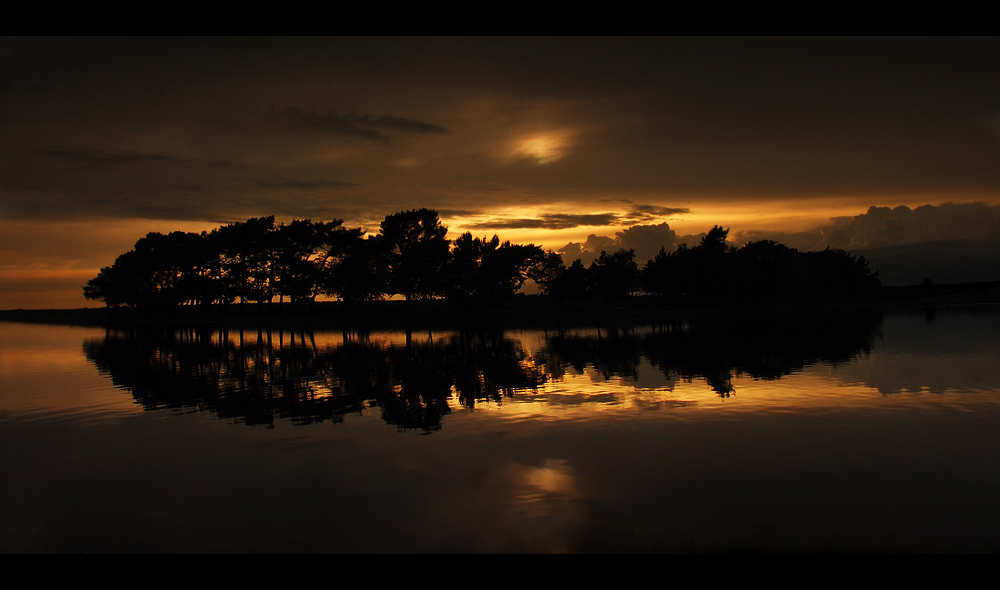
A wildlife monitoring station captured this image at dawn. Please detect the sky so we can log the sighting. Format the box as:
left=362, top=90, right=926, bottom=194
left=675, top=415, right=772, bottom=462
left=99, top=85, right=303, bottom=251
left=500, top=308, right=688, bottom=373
left=2, top=37, right=1000, bottom=308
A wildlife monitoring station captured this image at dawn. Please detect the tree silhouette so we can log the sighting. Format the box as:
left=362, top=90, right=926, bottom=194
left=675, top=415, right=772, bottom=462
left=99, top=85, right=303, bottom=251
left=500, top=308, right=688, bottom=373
left=273, top=219, right=322, bottom=304
left=547, top=258, right=588, bottom=301
left=272, top=219, right=363, bottom=304
left=447, top=233, right=544, bottom=301
left=589, top=249, right=640, bottom=301
left=84, top=250, right=144, bottom=308
left=377, top=209, right=450, bottom=301
left=83, top=214, right=884, bottom=309
left=323, top=234, right=385, bottom=302
left=526, top=251, right=566, bottom=297
left=642, top=228, right=881, bottom=305
left=733, top=240, right=805, bottom=302
left=447, top=232, right=489, bottom=300
left=700, top=225, right=730, bottom=253
left=84, top=231, right=208, bottom=308
left=640, top=246, right=673, bottom=300
left=801, top=248, right=880, bottom=303
left=212, top=216, right=276, bottom=305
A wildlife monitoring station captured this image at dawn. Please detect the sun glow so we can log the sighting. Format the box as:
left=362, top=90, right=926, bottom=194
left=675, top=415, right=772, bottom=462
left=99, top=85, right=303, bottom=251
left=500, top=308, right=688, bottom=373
left=513, top=133, right=571, bottom=164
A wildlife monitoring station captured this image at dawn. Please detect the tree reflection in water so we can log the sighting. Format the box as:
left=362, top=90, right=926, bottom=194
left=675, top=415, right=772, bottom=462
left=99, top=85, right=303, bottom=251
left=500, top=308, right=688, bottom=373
left=84, top=310, right=882, bottom=429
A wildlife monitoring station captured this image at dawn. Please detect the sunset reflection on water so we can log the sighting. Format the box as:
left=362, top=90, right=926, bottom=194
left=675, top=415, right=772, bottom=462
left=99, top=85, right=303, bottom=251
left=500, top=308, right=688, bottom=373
left=3, top=307, right=1000, bottom=552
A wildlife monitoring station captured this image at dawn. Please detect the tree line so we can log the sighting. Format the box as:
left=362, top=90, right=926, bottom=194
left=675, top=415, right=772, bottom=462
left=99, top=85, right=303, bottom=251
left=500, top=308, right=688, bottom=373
left=84, top=208, right=880, bottom=308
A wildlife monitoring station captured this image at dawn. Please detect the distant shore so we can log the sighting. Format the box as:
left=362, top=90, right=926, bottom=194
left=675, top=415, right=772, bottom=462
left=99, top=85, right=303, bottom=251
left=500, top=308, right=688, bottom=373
left=878, top=280, right=1000, bottom=307
left=3, top=282, right=999, bottom=329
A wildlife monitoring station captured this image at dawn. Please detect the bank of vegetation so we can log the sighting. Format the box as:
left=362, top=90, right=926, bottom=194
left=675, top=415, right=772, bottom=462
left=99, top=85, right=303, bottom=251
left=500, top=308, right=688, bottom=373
left=80, top=208, right=881, bottom=313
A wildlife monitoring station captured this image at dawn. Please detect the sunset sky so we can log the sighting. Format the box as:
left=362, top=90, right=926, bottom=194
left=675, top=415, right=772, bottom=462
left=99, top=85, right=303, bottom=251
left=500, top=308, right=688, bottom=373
left=3, top=37, right=1000, bottom=308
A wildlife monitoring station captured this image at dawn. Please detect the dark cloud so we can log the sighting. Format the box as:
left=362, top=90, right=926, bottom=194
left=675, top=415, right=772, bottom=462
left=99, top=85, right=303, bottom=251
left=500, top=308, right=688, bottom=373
left=467, top=219, right=559, bottom=230
left=255, top=177, right=356, bottom=190
left=732, top=202, right=1000, bottom=285
left=819, top=203, right=1000, bottom=250
left=0, top=191, right=198, bottom=221
left=468, top=205, right=686, bottom=231
left=558, top=223, right=683, bottom=266
left=559, top=235, right=619, bottom=266
left=40, top=147, right=188, bottom=166
left=616, top=223, right=679, bottom=262
left=861, top=239, right=1000, bottom=285
left=265, top=107, right=388, bottom=140
left=205, top=161, right=246, bottom=170
left=619, top=205, right=690, bottom=225
left=348, top=114, right=448, bottom=135
left=23, top=84, right=54, bottom=94
left=733, top=202, right=1000, bottom=252
left=630, top=205, right=689, bottom=216
left=468, top=213, right=619, bottom=230
left=263, top=107, right=448, bottom=141
left=39, top=147, right=244, bottom=171
left=436, top=209, right=481, bottom=218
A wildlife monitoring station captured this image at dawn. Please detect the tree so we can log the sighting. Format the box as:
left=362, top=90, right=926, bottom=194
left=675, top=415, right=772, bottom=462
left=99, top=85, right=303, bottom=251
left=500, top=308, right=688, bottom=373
left=271, top=219, right=362, bottom=304
left=733, top=240, right=804, bottom=302
left=84, top=252, right=144, bottom=308
left=801, top=248, right=880, bottom=303
left=480, top=241, right=544, bottom=298
left=447, top=233, right=544, bottom=301
left=527, top=251, right=567, bottom=297
left=700, top=225, right=730, bottom=253
left=687, top=226, right=733, bottom=303
left=322, top=234, right=385, bottom=302
left=377, top=209, right=450, bottom=301
left=446, top=232, right=490, bottom=300
left=547, top=259, right=589, bottom=300
left=211, top=216, right=277, bottom=304
left=589, top=249, right=640, bottom=300
left=641, top=226, right=732, bottom=304
left=641, top=246, right=674, bottom=299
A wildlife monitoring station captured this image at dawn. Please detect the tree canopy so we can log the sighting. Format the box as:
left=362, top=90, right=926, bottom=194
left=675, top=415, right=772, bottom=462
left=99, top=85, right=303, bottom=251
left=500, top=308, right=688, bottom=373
left=377, top=209, right=450, bottom=301
left=84, top=210, right=881, bottom=308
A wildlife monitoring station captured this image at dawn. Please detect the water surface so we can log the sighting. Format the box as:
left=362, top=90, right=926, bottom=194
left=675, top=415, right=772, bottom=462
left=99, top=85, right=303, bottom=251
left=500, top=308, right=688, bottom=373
left=3, top=308, right=1000, bottom=552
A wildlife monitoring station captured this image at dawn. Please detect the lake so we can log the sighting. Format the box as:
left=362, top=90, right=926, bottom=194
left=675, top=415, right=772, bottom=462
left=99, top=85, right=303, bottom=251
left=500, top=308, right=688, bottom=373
left=3, top=306, right=1000, bottom=552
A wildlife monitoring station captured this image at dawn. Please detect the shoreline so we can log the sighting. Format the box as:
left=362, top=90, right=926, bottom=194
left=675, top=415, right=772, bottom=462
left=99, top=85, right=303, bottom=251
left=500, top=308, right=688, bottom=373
left=3, top=287, right=999, bottom=329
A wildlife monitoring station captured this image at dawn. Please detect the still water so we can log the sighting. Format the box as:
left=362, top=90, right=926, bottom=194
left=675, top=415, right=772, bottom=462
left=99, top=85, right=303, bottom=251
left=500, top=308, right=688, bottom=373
left=3, top=307, right=1000, bottom=552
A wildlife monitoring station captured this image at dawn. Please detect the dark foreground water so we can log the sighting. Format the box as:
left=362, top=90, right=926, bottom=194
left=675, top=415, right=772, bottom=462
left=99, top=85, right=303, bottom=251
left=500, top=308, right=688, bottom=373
left=3, top=307, right=1000, bottom=552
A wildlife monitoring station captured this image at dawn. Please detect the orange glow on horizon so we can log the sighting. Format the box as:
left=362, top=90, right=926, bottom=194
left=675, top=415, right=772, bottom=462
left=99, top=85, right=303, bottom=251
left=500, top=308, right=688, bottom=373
left=442, top=193, right=1000, bottom=250
left=3, top=191, right=998, bottom=309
